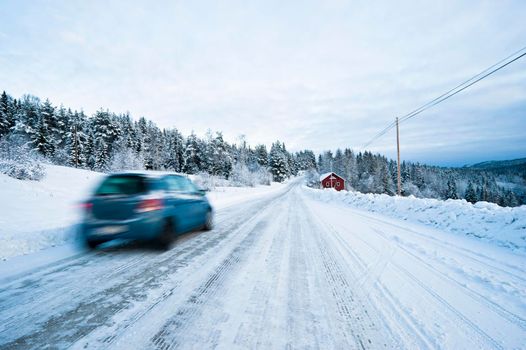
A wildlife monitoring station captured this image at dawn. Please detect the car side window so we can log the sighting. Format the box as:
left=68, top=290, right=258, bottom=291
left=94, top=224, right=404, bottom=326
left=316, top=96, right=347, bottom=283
left=166, top=176, right=186, bottom=192
left=180, top=177, right=198, bottom=193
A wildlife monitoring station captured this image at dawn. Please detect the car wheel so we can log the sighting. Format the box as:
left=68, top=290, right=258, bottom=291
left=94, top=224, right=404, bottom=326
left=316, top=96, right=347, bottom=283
left=203, top=210, right=213, bottom=231
left=157, top=221, right=174, bottom=250
left=86, top=239, right=101, bottom=250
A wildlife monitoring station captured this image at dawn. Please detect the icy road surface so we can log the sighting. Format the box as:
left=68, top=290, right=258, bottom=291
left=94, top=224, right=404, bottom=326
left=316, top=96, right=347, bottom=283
left=1, top=182, right=525, bottom=349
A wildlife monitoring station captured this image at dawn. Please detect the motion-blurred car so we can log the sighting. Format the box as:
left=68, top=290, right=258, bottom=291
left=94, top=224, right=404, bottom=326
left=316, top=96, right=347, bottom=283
left=79, top=172, right=213, bottom=249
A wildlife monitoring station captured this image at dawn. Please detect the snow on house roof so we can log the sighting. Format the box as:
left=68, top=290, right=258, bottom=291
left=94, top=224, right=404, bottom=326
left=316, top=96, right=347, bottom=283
left=319, top=172, right=344, bottom=181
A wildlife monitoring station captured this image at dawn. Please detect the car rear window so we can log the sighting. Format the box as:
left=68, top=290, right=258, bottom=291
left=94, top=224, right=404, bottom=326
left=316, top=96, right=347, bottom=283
left=95, top=175, right=147, bottom=196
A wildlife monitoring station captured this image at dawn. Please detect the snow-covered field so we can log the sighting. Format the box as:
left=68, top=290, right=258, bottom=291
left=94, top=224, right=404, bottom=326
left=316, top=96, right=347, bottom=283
left=0, top=165, right=285, bottom=260
left=0, top=165, right=104, bottom=260
left=305, top=187, right=526, bottom=252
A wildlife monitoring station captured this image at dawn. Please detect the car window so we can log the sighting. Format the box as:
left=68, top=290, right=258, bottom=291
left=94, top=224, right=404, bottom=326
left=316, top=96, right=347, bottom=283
left=166, top=175, right=187, bottom=192
left=149, top=178, right=168, bottom=191
left=181, top=178, right=199, bottom=193
left=95, top=175, right=147, bottom=196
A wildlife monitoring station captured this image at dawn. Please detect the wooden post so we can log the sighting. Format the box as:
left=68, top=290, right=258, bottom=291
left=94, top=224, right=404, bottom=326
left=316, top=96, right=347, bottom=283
left=396, top=117, right=402, bottom=196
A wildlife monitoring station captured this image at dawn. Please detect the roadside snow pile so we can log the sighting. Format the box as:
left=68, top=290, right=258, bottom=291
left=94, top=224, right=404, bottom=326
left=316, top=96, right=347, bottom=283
left=0, top=164, right=104, bottom=260
left=305, top=187, right=526, bottom=251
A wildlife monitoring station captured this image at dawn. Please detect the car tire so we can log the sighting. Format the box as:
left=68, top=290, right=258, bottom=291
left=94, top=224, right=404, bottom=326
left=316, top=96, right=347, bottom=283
left=156, top=221, right=174, bottom=250
left=203, top=210, right=213, bottom=231
left=86, top=240, right=101, bottom=250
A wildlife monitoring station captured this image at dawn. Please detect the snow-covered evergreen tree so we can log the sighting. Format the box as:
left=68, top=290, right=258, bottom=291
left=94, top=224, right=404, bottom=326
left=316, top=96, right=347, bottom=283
left=210, top=132, right=232, bottom=177
left=33, top=100, right=55, bottom=157
left=183, top=132, right=202, bottom=174
left=269, top=141, right=289, bottom=182
left=0, top=91, right=15, bottom=137
left=445, top=178, right=458, bottom=200
left=254, top=144, right=269, bottom=167
left=465, top=181, right=477, bottom=203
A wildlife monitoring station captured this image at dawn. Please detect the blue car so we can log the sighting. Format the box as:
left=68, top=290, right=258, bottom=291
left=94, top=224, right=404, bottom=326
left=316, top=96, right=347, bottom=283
left=79, top=172, right=213, bottom=249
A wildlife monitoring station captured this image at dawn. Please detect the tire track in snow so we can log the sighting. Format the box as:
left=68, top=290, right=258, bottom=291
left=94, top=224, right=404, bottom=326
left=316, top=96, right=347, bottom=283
left=0, top=188, right=289, bottom=349
left=228, top=197, right=292, bottom=349
left=285, top=198, right=324, bottom=349
left=306, top=195, right=506, bottom=350
left=297, top=197, right=391, bottom=349
left=345, top=208, right=526, bottom=284
left=149, top=206, right=280, bottom=350
left=394, top=263, right=504, bottom=350
left=324, top=214, right=504, bottom=349
left=371, top=227, right=526, bottom=332
left=301, top=193, right=436, bottom=349
left=80, top=189, right=293, bottom=349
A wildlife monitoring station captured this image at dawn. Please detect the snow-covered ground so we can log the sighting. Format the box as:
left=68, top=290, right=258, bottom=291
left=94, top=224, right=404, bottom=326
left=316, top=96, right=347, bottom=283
left=1, top=181, right=525, bottom=349
left=1, top=174, right=526, bottom=349
left=0, top=165, right=285, bottom=260
left=305, top=187, right=526, bottom=252
left=0, top=164, right=104, bottom=260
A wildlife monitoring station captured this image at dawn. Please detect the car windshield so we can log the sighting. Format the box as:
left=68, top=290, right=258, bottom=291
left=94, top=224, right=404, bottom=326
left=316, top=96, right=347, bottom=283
left=94, top=175, right=147, bottom=196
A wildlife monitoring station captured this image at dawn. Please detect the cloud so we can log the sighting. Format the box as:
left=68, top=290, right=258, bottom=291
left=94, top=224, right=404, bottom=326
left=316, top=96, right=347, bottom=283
left=0, top=0, right=525, bottom=166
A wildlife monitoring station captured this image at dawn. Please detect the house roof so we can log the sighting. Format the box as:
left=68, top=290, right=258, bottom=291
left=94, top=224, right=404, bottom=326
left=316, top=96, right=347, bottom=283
left=319, top=172, right=345, bottom=181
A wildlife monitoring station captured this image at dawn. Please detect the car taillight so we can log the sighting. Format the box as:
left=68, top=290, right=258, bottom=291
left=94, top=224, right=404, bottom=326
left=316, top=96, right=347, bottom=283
left=136, top=198, right=163, bottom=213
left=78, top=202, right=93, bottom=212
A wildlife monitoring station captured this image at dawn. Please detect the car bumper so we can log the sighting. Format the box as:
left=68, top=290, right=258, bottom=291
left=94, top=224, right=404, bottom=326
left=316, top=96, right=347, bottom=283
left=80, top=214, right=164, bottom=242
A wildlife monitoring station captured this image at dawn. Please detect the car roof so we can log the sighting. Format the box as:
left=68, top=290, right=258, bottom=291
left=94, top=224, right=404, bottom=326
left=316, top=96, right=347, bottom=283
left=109, top=171, right=187, bottom=179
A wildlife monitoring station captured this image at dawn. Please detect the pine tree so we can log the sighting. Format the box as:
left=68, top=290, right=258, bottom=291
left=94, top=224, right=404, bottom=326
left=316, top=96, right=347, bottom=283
left=342, top=149, right=357, bottom=188
left=34, top=113, right=54, bottom=157
left=254, top=144, right=269, bottom=167
left=504, top=190, right=519, bottom=207
left=94, top=138, right=110, bottom=172
left=68, top=123, right=84, bottom=168
left=269, top=141, right=289, bottom=182
left=210, top=132, right=232, bottom=177
left=333, top=149, right=344, bottom=176
left=445, top=178, right=458, bottom=200
left=84, top=132, right=96, bottom=170
left=162, top=129, right=184, bottom=171
left=183, top=132, right=202, bottom=174
left=378, top=159, right=394, bottom=195
left=464, top=181, right=477, bottom=203
left=0, top=91, right=15, bottom=137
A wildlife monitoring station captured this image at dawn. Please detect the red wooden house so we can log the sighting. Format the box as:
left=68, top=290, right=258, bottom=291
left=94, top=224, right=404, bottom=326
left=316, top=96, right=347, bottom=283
left=320, top=172, right=345, bottom=191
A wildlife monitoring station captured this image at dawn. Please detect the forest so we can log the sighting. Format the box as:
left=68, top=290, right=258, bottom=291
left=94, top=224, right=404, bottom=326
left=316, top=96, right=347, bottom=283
left=1, top=90, right=524, bottom=207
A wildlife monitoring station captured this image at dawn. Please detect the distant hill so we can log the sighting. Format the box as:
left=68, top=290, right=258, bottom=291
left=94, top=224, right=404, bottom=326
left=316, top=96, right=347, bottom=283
left=468, top=158, right=526, bottom=170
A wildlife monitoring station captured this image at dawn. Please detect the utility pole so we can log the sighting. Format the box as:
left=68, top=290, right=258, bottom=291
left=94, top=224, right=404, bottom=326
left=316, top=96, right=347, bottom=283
left=396, top=117, right=402, bottom=196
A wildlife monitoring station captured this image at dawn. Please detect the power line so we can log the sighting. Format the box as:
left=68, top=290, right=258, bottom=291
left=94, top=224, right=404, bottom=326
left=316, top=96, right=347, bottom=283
left=362, top=46, right=526, bottom=149
left=363, top=120, right=397, bottom=148
left=397, top=45, right=526, bottom=125
left=400, top=50, right=526, bottom=124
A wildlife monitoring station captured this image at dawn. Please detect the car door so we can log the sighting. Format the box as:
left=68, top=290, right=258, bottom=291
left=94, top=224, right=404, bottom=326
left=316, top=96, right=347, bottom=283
left=179, top=177, right=208, bottom=229
left=181, top=178, right=209, bottom=228
left=164, top=175, right=198, bottom=233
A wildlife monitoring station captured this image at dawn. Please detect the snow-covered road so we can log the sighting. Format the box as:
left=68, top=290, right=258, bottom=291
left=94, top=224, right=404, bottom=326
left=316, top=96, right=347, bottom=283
left=1, top=181, right=525, bottom=349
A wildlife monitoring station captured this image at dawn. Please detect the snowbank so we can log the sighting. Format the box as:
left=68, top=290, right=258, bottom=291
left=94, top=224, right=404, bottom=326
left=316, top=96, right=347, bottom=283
left=305, top=187, right=526, bottom=251
left=0, top=164, right=104, bottom=260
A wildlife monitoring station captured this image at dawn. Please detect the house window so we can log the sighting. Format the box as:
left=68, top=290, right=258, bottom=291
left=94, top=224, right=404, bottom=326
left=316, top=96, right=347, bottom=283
left=336, top=182, right=340, bottom=187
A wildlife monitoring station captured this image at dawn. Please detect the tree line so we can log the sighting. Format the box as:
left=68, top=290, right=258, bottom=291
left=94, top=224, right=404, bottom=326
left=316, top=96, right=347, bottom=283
left=0, top=91, right=313, bottom=186
left=1, top=90, right=523, bottom=206
left=315, top=149, right=525, bottom=207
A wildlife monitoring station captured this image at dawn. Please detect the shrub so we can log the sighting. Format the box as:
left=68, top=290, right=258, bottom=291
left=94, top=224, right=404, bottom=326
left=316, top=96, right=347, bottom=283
left=0, top=133, right=46, bottom=181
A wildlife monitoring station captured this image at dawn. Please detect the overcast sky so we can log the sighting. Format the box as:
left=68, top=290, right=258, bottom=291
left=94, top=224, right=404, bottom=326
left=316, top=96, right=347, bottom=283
left=1, top=0, right=525, bottom=166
